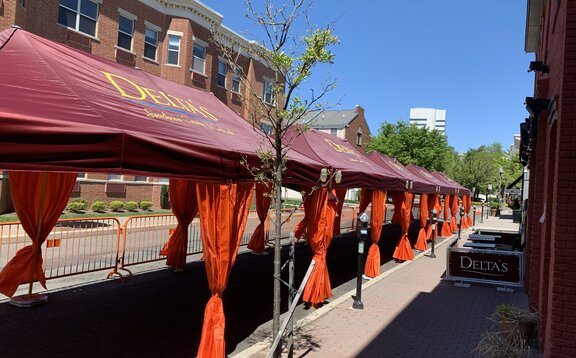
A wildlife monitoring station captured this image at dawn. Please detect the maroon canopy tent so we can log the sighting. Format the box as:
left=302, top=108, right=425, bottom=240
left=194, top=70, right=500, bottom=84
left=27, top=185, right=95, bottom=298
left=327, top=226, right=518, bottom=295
left=431, top=172, right=471, bottom=196
left=287, top=127, right=407, bottom=190
left=367, top=152, right=437, bottom=193
left=405, top=164, right=459, bottom=195
left=0, top=27, right=322, bottom=185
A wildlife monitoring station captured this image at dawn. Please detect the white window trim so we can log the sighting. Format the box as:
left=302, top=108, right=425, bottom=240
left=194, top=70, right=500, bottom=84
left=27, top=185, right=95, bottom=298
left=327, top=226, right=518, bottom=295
left=231, top=67, right=242, bottom=94
left=166, top=31, right=182, bottom=67
left=192, top=36, right=209, bottom=48
left=118, top=8, right=137, bottom=21
left=192, top=42, right=207, bottom=75
left=262, top=76, right=275, bottom=105
left=107, top=174, right=124, bottom=181
left=143, top=25, right=160, bottom=62
left=217, top=57, right=228, bottom=89
left=58, top=0, right=101, bottom=38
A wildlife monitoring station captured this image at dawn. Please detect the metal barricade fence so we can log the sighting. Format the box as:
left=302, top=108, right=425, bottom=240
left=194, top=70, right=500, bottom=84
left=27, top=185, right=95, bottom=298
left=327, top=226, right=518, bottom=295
left=0, top=205, right=361, bottom=283
left=0, top=218, right=121, bottom=280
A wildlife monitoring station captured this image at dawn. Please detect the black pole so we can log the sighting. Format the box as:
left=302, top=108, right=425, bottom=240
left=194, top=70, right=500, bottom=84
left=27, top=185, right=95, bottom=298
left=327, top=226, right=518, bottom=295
left=473, top=206, right=477, bottom=226
left=457, top=206, right=465, bottom=240
left=430, top=209, right=437, bottom=258
left=353, top=213, right=368, bottom=309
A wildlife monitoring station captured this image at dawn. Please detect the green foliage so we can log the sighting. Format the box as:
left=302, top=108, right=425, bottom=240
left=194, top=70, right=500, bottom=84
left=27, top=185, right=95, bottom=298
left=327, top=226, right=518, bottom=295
left=367, top=121, right=456, bottom=172
left=109, top=201, right=124, bottom=212
left=160, top=185, right=169, bottom=209
left=91, top=200, right=107, bottom=213
left=491, top=201, right=499, bottom=209
left=124, top=201, right=138, bottom=212
left=67, top=198, right=87, bottom=212
left=139, top=200, right=153, bottom=211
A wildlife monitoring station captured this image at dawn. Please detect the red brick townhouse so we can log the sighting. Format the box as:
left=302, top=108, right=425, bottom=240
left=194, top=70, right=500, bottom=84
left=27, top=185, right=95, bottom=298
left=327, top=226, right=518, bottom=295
left=0, top=0, right=279, bottom=212
left=522, top=0, right=576, bottom=356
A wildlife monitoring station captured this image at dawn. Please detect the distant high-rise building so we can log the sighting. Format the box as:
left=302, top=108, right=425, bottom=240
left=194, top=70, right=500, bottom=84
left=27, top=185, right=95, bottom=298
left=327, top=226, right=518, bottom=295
left=409, top=108, right=446, bottom=135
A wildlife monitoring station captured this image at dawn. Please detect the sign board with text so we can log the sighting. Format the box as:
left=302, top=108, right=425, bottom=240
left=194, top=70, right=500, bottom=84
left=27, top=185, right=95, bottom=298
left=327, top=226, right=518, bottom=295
left=446, top=245, right=523, bottom=287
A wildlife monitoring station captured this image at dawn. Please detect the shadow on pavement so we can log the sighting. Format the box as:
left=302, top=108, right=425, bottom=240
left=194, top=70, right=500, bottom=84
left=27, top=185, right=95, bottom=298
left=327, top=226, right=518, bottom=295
left=0, top=221, right=432, bottom=358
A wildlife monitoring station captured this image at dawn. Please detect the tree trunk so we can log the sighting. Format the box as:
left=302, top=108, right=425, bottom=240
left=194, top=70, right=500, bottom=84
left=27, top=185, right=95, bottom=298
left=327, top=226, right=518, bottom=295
left=272, top=136, right=283, bottom=358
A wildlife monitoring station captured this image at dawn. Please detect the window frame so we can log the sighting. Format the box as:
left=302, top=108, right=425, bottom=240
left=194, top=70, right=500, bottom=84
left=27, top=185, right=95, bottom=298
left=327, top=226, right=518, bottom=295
left=192, top=42, right=207, bottom=75
left=217, top=59, right=227, bottom=88
left=263, top=77, right=274, bottom=105
left=117, top=10, right=136, bottom=52
left=232, top=67, right=241, bottom=93
left=166, top=31, right=182, bottom=66
left=57, top=0, right=100, bottom=38
left=107, top=174, right=123, bottom=181
left=356, top=126, right=363, bottom=146
left=143, top=21, right=161, bottom=62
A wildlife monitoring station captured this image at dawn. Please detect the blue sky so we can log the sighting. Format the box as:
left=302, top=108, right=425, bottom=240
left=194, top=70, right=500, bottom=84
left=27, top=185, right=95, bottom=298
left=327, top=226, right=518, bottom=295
left=201, top=1, right=534, bottom=153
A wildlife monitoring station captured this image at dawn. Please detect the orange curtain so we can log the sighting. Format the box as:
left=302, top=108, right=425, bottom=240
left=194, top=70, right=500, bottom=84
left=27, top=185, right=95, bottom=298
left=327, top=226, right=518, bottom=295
left=247, top=183, right=272, bottom=253
left=441, top=195, right=453, bottom=237
left=196, top=182, right=254, bottom=358
left=332, top=188, right=347, bottom=236
left=364, top=190, right=386, bottom=278
left=358, top=188, right=372, bottom=214
left=302, top=188, right=338, bottom=305
left=466, top=195, right=473, bottom=226
left=415, top=193, right=428, bottom=251
left=450, top=195, right=459, bottom=232
left=160, top=179, right=198, bottom=270
left=0, top=171, right=77, bottom=297
left=392, top=192, right=415, bottom=261
left=294, top=188, right=311, bottom=240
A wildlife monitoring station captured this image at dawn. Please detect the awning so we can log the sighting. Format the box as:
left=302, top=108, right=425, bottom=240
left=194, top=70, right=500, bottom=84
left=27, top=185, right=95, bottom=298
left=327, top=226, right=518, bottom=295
left=367, top=152, right=437, bottom=193
left=0, top=28, right=322, bottom=185
left=405, top=164, right=458, bottom=195
left=431, top=171, right=471, bottom=196
left=287, top=126, right=407, bottom=190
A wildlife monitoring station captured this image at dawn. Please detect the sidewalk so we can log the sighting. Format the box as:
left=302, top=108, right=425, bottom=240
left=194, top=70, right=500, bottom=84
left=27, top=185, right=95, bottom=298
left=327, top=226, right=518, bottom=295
left=236, top=212, right=530, bottom=358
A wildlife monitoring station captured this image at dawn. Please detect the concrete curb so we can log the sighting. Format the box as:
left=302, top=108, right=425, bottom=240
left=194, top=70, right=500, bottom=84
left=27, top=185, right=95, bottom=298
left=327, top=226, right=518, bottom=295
left=232, top=235, right=457, bottom=358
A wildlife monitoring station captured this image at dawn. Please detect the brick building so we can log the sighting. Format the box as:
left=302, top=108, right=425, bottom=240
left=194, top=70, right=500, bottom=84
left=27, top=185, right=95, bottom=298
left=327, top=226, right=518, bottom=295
left=522, top=0, right=576, bottom=356
left=298, top=105, right=372, bottom=154
left=0, top=0, right=278, bottom=211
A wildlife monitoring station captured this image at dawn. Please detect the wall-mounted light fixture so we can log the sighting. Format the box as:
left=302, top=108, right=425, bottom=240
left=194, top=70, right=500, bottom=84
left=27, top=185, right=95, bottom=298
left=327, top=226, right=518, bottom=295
left=525, top=97, right=551, bottom=116
left=528, top=61, right=550, bottom=73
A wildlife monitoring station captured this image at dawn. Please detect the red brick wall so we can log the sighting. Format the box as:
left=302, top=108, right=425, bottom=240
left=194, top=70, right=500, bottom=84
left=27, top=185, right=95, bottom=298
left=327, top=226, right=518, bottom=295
left=526, top=0, right=576, bottom=356
left=344, top=106, right=372, bottom=153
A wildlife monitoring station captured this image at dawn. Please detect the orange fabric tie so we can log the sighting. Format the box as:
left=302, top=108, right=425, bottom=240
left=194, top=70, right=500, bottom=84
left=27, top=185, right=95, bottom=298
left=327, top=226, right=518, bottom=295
left=247, top=183, right=272, bottom=253
left=414, top=193, right=428, bottom=251
left=364, top=190, right=386, bottom=277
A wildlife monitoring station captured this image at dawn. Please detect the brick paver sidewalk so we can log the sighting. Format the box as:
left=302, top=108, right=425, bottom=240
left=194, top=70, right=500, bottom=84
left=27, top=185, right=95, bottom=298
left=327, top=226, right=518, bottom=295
left=238, top=214, right=529, bottom=357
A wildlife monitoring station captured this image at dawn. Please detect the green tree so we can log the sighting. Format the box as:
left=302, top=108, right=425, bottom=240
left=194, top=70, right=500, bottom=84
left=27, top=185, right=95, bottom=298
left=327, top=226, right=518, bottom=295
left=214, top=1, right=338, bottom=355
left=453, top=143, right=508, bottom=200
left=367, top=121, right=455, bottom=172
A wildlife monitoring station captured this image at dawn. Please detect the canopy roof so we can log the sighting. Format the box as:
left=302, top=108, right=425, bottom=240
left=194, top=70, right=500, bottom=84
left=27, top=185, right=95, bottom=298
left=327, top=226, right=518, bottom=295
left=367, top=152, right=437, bottom=193
left=431, top=172, right=471, bottom=196
left=287, top=127, right=406, bottom=190
left=0, top=28, right=322, bottom=185
left=405, top=164, right=459, bottom=195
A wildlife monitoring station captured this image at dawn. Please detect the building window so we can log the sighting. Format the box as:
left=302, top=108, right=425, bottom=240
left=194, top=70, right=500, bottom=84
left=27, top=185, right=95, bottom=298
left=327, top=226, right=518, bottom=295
left=232, top=68, right=241, bottom=93
left=260, top=122, right=273, bottom=135
left=18, top=0, right=26, bottom=9
left=217, top=60, right=227, bottom=88
left=117, top=14, right=134, bottom=51
left=330, top=128, right=338, bottom=136
left=144, top=27, right=158, bottom=61
left=159, top=178, right=169, bottom=184
left=192, top=43, right=206, bottom=74
left=107, top=174, right=122, bottom=181
left=263, top=78, right=274, bottom=105
left=58, top=0, right=99, bottom=38
left=167, top=34, right=181, bottom=65
left=77, top=173, right=86, bottom=179
left=134, top=176, right=148, bottom=182
left=356, top=126, right=363, bottom=146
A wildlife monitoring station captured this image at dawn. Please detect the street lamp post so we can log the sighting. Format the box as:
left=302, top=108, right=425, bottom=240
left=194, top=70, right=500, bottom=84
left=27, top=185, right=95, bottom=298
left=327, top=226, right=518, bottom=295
left=473, top=205, right=477, bottom=226
left=430, top=209, right=437, bottom=258
left=353, top=213, right=369, bottom=309
left=488, top=184, right=493, bottom=217
left=497, top=167, right=503, bottom=216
